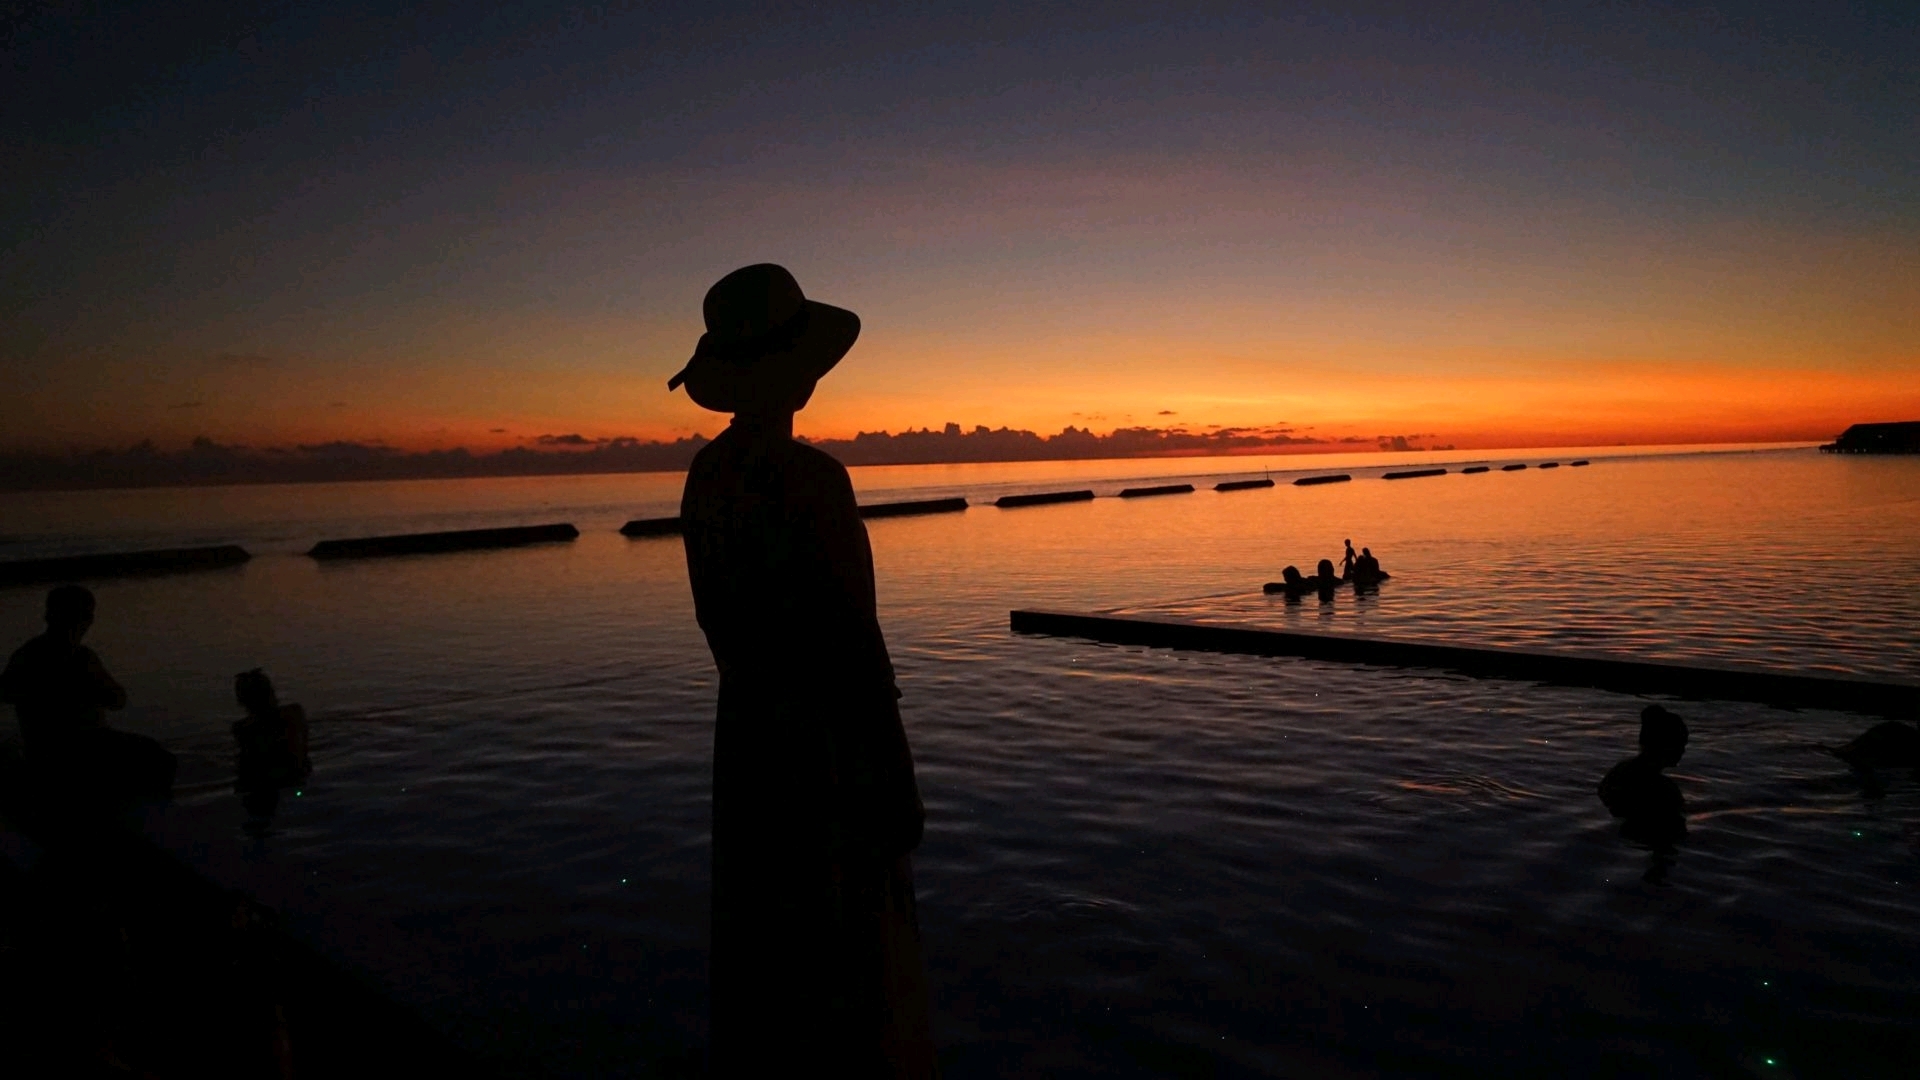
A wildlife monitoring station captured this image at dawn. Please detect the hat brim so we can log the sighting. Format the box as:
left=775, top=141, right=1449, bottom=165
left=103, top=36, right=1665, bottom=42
left=670, top=301, right=860, bottom=414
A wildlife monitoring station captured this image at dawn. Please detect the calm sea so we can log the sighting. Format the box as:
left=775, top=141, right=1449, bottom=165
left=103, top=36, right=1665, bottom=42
left=2, top=444, right=1917, bottom=1077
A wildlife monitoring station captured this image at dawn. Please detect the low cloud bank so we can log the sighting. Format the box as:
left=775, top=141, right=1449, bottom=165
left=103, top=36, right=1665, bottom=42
left=0, top=423, right=1438, bottom=492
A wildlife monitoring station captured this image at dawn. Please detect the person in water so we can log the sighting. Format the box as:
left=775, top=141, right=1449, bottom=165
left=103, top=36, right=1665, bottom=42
left=1, top=585, right=174, bottom=803
left=671, top=264, right=934, bottom=1077
left=1314, top=558, right=1341, bottom=600
left=1340, top=539, right=1357, bottom=580
left=232, top=669, right=312, bottom=827
left=1598, top=705, right=1689, bottom=848
left=1350, top=546, right=1388, bottom=587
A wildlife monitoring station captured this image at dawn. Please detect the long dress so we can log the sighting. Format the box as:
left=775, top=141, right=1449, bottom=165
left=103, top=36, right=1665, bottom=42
left=681, top=418, right=936, bottom=1077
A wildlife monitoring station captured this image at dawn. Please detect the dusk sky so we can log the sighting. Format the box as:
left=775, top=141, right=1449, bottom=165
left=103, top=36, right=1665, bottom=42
left=5, top=1, right=1916, bottom=455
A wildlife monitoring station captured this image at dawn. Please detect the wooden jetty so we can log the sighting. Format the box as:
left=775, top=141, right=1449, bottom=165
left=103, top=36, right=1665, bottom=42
left=0, top=545, right=251, bottom=587
left=1008, top=610, right=1920, bottom=715
left=1214, top=478, right=1275, bottom=492
left=1118, top=484, right=1194, bottom=498
left=309, top=524, right=578, bottom=560
left=995, top=490, right=1095, bottom=508
left=1382, top=468, right=1448, bottom=480
left=1293, top=474, right=1352, bottom=487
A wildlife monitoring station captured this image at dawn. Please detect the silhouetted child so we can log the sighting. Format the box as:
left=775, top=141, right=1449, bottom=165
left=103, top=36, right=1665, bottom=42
left=233, top=669, right=311, bottom=826
left=1599, top=705, right=1689, bottom=847
left=1, top=585, right=175, bottom=803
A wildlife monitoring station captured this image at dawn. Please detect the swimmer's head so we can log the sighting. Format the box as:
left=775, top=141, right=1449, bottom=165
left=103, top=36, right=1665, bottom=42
left=1639, top=705, right=1689, bottom=766
left=235, top=668, right=278, bottom=715
left=44, top=585, right=95, bottom=638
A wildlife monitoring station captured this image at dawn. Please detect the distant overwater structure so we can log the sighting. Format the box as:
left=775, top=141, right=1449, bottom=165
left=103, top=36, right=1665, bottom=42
left=1821, top=421, right=1920, bottom=454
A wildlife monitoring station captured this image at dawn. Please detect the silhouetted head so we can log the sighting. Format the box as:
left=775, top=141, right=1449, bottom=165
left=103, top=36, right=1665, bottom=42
left=235, top=668, right=278, bottom=717
left=666, top=264, right=861, bottom=417
left=44, top=585, right=95, bottom=641
left=1361, top=547, right=1372, bottom=557
left=1317, top=558, right=1336, bottom=580
left=1282, top=565, right=1303, bottom=585
left=1639, top=705, right=1689, bottom=767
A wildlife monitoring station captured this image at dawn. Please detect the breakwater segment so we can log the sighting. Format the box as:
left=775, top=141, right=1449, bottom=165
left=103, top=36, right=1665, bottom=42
left=860, top=497, right=969, bottom=518
left=1294, top=474, right=1352, bottom=486
left=1118, top=484, right=1194, bottom=498
left=620, top=517, right=682, bottom=537
left=309, top=524, right=579, bottom=559
left=0, top=545, right=251, bottom=586
left=995, top=490, right=1095, bottom=508
left=1214, top=479, right=1275, bottom=491
left=1009, top=610, right=1920, bottom=715
left=1382, top=468, right=1448, bottom=480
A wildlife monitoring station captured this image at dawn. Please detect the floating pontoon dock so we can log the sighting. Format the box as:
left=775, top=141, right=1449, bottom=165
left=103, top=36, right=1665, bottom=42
left=1009, top=610, right=1920, bottom=714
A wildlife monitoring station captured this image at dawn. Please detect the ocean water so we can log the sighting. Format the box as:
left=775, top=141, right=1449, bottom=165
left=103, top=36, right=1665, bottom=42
left=2, top=444, right=1917, bottom=1077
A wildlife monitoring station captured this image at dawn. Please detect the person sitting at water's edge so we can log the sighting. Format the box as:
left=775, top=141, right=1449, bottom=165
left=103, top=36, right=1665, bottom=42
left=1598, top=705, right=1688, bottom=847
left=1, top=585, right=175, bottom=802
left=233, top=668, right=312, bottom=825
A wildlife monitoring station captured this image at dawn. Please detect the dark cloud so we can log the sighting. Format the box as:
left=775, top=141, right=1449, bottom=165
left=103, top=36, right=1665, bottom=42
left=1157, top=410, right=1176, bottom=416
left=296, top=440, right=398, bottom=458
left=535, top=433, right=600, bottom=446
left=488, top=427, right=507, bottom=434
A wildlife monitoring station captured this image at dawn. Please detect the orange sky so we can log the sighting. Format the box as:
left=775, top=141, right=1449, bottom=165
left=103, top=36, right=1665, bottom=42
left=7, top=7, right=1917, bottom=457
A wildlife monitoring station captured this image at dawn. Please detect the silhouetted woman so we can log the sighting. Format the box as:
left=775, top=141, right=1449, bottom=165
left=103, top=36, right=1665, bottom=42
left=670, top=265, right=934, bottom=1077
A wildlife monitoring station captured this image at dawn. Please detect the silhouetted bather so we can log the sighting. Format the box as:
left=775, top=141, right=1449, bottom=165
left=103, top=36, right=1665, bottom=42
left=0, top=585, right=174, bottom=803
left=233, top=669, right=312, bottom=827
left=1831, top=720, right=1920, bottom=771
left=1599, top=705, right=1688, bottom=848
left=1350, top=547, right=1389, bottom=587
left=1341, top=539, right=1357, bottom=580
left=1263, top=565, right=1314, bottom=596
left=671, top=264, right=934, bottom=1077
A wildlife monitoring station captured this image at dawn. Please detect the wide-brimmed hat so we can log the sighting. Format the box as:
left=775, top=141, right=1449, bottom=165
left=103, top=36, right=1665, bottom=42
left=667, top=264, right=860, bottom=414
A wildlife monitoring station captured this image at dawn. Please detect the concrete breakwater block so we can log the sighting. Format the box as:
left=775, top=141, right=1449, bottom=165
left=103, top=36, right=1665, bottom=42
left=1118, top=484, right=1195, bottom=498
left=860, top=497, right=968, bottom=519
left=1009, top=609, right=1920, bottom=715
left=620, top=517, right=683, bottom=537
left=995, top=490, right=1096, bottom=508
left=1502, top=463, right=1528, bottom=471
left=309, top=524, right=579, bottom=559
left=1461, top=466, right=1491, bottom=474
left=1539, top=462, right=1560, bottom=469
left=1382, top=468, right=1448, bottom=480
left=1214, top=478, right=1275, bottom=491
left=1294, top=474, right=1352, bottom=486
left=1571, top=460, right=1591, bottom=466
left=0, top=545, right=251, bottom=587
